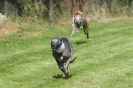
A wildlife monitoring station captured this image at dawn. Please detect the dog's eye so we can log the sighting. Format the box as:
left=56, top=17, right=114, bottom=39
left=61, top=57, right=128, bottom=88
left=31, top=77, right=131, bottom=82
left=57, top=40, right=60, bottom=43
left=79, top=18, right=81, bottom=20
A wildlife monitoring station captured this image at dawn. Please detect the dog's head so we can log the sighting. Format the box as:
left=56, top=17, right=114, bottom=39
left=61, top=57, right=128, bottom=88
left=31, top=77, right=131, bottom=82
left=74, top=15, right=82, bottom=24
left=51, top=38, right=62, bottom=51
left=73, top=11, right=83, bottom=28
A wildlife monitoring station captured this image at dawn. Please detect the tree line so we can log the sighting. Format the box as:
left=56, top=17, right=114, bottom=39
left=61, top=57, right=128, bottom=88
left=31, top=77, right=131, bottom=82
left=0, top=0, right=133, bottom=21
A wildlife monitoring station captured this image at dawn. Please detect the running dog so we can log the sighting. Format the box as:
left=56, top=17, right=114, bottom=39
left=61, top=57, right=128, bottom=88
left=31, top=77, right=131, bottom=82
left=71, top=11, right=89, bottom=39
left=51, top=37, right=74, bottom=78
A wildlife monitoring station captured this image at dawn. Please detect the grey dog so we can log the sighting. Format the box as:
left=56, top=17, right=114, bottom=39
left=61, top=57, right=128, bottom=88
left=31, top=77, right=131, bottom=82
left=51, top=37, right=74, bottom=78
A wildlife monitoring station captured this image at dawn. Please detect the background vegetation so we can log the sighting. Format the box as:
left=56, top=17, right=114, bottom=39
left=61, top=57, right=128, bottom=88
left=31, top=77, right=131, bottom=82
left=0, top=0, right=133, bottom=22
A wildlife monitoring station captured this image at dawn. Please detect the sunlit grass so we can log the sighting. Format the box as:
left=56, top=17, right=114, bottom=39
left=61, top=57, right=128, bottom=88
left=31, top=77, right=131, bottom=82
left=0, top=19, right=132, bottom=88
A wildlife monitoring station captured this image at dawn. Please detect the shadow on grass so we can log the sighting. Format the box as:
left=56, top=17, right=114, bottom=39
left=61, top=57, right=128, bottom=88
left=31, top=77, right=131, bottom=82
left=53, top=74, right=72, bottom=79
left=73, top=40, right=87, bottom=45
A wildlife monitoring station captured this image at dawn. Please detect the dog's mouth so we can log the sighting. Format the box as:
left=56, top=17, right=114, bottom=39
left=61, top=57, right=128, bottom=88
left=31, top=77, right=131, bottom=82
left=53, top=48, right=56, bottom=51
left=76, top=22, right=81, bottom=28
left=74, top=20, right=82, bottom=28
left=52, top=46, right=59, bottom=51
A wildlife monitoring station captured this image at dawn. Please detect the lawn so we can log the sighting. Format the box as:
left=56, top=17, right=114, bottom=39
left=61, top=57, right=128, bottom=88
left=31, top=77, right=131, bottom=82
left=0, top=19, right=133, bottom=88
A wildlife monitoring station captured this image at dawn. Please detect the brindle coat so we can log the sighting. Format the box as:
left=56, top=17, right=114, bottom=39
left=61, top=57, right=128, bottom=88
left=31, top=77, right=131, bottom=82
left=72, top=12, right=89, bottom=39
left=51, top=37, right=73, bottom=78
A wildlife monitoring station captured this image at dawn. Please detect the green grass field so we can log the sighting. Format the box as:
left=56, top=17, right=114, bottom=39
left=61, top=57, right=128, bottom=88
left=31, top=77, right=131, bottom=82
left=0, top=19, right=133, bottom=88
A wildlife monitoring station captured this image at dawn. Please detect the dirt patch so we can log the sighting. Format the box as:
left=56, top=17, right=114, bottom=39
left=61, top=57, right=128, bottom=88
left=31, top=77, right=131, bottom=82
left=19, top=31, right=43, bottom=40
left=0, top=21, right=18, bottom=37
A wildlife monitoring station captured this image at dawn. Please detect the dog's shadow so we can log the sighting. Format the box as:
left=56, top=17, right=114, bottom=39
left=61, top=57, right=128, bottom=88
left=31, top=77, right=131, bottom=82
left=73, top=40, right=87, bottom=45
left=53, top=74, right=72, bottom=79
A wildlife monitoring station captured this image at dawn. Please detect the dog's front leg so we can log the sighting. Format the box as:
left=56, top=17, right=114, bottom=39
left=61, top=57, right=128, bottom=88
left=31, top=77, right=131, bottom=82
left=59, top=64, right=68, bottom=78
left=64, top=58, right=70, bottom=69
left=64, top=58, right=71, bottom=75
left=71, top=24, right=77, bottom=36
left=62, top=63, right=69, bottom=78
left=60, top=59, right=70, bottom=78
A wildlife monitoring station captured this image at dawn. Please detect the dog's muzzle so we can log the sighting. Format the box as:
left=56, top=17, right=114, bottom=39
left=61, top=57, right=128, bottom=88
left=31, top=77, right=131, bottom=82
left=74, top=17, right=82, bottom=28
left=75, top=21, right=82, bottom=28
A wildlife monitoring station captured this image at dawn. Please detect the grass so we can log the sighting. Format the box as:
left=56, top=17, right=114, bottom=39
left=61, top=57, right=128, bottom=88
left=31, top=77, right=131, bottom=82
left=0, top=19, right=133, bottom=88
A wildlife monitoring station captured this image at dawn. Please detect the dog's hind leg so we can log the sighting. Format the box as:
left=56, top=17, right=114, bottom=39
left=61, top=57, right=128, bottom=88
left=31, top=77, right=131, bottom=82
left=59, top=58, right=71, bottom=78
left=83, top=24, right=89, bottom=39
left=83, top=28, right=89, bottom=39
left=54, top=58, right=66, bottom=76
left=64, top=58, right=71, bottom=76
left=82, top=19, right=89, bottom=39
left=59, top=64, right=69, bottom=78
left=86, top=29, right=89, bottom=39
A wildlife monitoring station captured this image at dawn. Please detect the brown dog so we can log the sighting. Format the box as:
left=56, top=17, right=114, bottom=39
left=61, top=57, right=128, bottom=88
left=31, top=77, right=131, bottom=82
left=71, top=11, right=89, bottom=39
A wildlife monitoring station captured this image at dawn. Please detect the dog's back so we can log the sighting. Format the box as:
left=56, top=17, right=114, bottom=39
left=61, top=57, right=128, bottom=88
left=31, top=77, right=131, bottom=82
left=61, top=38, right=73, bottom=59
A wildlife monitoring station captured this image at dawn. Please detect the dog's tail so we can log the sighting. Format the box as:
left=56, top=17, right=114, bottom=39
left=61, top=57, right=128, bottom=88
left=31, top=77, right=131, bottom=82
left=70, top=56, right=77, bottom=63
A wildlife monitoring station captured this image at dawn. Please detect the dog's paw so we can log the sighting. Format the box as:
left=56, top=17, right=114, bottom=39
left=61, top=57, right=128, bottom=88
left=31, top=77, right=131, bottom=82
left=71, top=34, right=73, bottom=36
left=62, top=74, right=66, bottom=78
left=62, top=73, right=69, bottom=79
left=61, top=56, right=63, bottom=60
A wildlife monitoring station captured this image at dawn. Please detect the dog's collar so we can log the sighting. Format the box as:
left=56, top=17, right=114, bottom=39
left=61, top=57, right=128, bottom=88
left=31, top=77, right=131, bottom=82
left=56, top=42, right=65, bottom=53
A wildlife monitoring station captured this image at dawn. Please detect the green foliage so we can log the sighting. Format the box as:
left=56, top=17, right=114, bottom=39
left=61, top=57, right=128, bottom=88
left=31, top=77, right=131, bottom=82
left=110, top=0, right=132, bottom=15
left=0, top=0, right=133, bottom=21
left=19, top=0, right=36, bottom=17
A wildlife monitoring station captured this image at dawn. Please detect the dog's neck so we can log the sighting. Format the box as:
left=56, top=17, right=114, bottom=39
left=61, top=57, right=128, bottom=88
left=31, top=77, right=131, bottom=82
left=56, top=42, right=65, bottom=53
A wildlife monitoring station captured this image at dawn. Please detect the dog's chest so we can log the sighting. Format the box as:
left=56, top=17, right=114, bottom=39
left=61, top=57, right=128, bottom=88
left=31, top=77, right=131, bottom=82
left=56, top=42, right=65, bottom=53
left=53, top=52, right=68, bottom=63
left=75, top=23, right=83, bottom=30
left=74, top=20, right=84, bottom=29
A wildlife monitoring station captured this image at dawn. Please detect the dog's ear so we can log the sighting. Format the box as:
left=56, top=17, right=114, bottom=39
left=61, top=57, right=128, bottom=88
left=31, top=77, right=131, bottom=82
left=54, top=37, right=61, bottom=42
left=73, top=11, right=83, bottom=17
left=50, top=38, right=54, bottom=46
left=50, top=37, right=58, bottom=42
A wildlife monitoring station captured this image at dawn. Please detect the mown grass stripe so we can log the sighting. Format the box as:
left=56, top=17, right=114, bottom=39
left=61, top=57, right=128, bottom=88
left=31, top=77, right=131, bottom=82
left=0, top=20, right=133, bottom=88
